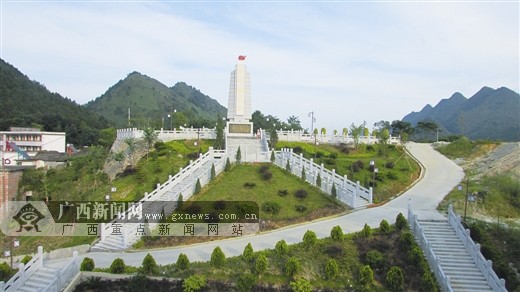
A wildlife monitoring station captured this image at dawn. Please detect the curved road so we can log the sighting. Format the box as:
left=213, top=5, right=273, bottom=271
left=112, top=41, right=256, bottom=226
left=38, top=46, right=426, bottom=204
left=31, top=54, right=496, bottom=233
left=48, top=142, right=464, bottom=268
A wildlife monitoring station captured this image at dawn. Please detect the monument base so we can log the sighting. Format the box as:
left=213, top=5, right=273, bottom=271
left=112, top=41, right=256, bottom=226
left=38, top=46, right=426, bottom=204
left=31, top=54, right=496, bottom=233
left=226, top=122, right=254, bottom=137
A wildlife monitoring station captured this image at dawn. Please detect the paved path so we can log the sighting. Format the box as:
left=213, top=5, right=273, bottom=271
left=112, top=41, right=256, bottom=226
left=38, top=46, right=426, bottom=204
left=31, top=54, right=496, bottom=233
left=47, top=142, right=464, bottom=268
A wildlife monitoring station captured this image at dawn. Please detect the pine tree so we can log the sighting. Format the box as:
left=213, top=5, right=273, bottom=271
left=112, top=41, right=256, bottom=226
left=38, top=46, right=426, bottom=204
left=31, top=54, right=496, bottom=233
left=316, top=173, right=322, bottom=188
left=210, top=164, right=216, bottom=180
left=301, top=166, right=306, bottom=181
left=236, top=146, right=242, bottom=164
left=331, top=183, right=337, bottom=198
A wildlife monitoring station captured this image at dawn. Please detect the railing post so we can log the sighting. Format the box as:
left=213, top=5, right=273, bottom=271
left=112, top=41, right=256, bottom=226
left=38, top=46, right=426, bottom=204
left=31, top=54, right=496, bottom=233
left=0, top=281, right=4, bottom=291
left=369, top=187, right=373, bottom=203
left=356, top=181, right=360, bottom=198
left=73, top=251, right=79, bottom=271
left=38, top=245, right=44, bottom=268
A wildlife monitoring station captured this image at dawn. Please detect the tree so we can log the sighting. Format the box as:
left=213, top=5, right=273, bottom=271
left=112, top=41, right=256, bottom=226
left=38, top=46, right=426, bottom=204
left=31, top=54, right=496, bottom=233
left=395, top=213, right=408, bottom=231
left=194, top=178, right=202, bottom=194
left=243, top=243, right=254, bottom=261
left=316, top=173, right=322, bottom=188
left=386, top=266, right=404, bottom=291
left=270, top=150, right=275, bottom=162
left=391, top=120, right=414, bottom=142
left=80, top=257, right=95, bottom=271
left=350, top=122, right=366, bottom=150
left=333, top=129, right=338, bottom=136
left=379, top=219, right=390, bottom=234
left=270, top=126, right=279, bottom=147
left=286, top=160, right=291, bottom=171
left=301, top=166, right=306, bottom=181
left=177, top=193, right=184, bottom=210
left=289, top=278, right=312, bottom=292
left=331, top=183, right=337, bottom=199
left=210, top=246, right=226, bottom=268
left=142, top=253, right=158, bottom=275
left=320, top=127, right=326, bottom=135
left=224, top=157, right=231, bottom=172
left=236, top=146, right=242, bottom=164
left=359, top=265, right=374, bottom=286
left=342, top=128, right=348, bottom=136
left=110, top=258, right=126, bottom=274
left=210, top=164, right=216, bottom=180
left=213, top=114, right=225, bottom=150
left=417, top=120, right=439, bottom=141
left=276, top=239, right=288, bottom=256
left=284, top=257, right=301, bottom=276
left=255, top=253, right=268, bottom=274
left=287, top=115, right=303, bottom=131
left=313, top=128, right=319, bottom=136
left=183, top=275, right=206, bottom=292
left=420, top=272, right=438, bottom=292
left=362, top=223, right=372, bottom=238
left=143, top=127, right=158, bottom=160
left=325, top=259, right=339, bottom=280
left=176, top=253, right=190, bottom=270
left=98, top=127, right=116, bottom=149
left=330, top=225, right=343, bottom=241
left=302, top=230, right=317, bottom=248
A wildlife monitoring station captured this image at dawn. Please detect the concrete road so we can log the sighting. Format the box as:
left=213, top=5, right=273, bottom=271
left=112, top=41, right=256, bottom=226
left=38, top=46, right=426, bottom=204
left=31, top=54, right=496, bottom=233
left=47, top=142, right=464, bottom=268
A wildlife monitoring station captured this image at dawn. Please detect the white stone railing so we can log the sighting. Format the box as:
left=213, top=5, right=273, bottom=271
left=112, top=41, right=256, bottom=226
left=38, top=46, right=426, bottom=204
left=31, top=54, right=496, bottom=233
left=276, top=130, right=400, bottom=145
left=274, top=148, right=372, bottom=208
left=99, top=147, right=230, bottom=248
left=0, top=246, right=79, bottom=292
left=1, top=246, right=44, bottom=292
left=408, top=207, right=454, bottom=292
left=116, top=127, right=217, bottom=141
left=447, top=205, right=507, bottom=291
left=41, top=251, right=79, bottom=292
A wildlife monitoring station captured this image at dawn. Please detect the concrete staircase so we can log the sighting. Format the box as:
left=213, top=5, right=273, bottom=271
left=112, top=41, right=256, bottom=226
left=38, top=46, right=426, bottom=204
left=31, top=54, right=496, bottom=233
left=226, top=137, right=269, bottom=162
left=15, top=266, right=61, bottom=292
left=417, top=219, right=493, bottom=292
left=91, top=155, right=215, bottom=252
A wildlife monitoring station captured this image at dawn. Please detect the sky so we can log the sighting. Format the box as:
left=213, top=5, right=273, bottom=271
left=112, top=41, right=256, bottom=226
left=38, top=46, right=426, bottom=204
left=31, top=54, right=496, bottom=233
left=1, top=1, right=519, bottom=132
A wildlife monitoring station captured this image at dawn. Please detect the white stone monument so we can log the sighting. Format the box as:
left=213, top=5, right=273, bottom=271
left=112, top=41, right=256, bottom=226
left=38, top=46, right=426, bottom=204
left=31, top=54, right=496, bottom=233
left=226, top=55, right=253, bottom=136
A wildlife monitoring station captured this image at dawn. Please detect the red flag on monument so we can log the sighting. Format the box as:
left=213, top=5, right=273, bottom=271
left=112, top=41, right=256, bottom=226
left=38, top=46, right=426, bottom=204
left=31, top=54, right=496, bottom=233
left=238, top=55, right=246, bottom=61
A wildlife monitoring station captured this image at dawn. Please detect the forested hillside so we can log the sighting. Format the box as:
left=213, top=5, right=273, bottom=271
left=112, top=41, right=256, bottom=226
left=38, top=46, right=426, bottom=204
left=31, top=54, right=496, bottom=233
left=0, top=59, right=110, bottom=146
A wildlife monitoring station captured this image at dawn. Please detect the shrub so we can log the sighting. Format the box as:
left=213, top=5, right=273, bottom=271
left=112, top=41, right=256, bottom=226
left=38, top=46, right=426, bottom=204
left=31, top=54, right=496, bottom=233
left=324, top=244, right=344, bottom=259
left=213, top=200, right=226, bottom=210
left=262, top=201, right=281, bottom=214
left=284, top=257, right=301, bottom=276
left=330, top=225, right=344, bottom=241
left=302, top=230, right=317, bottom=248
left=110, top=258, right=126, bottom=274
left=362, top=223, right=372, bottom=238
left=289, top=278, right=312, bottom=292
left=255, top=253, right=268, bottom=274
left=286, top=160, right=291, bottom=171
left=316, top=173, right=322, bottom=187
left=359, top=265, right=374, bottom=286
left=301, top=166, right=306, bottom=181
left=331, top=183, right=337, bottom=198
left=236, top=147, right=242, bottom=164
left=408, top=246, right=425, bottom=266
left=395, top=213, right=408, bottom=231
left=386, top=266, right=404, bottom=291
left=400, top=231, right=415, bottom=251
left=142, top=253, right=158, bottom=275
left=183, top=274, right=206, bottom=292
left=270, top=151, right=275, bottom=162
left=379, top=219, right=390, bottom=234
left=262, top=170, right=273, bottom=181
left=0, top=262, right=13, bottom=281
left=385, top=161, right=395, bottom=169
left=210, top=246, right=226, bottom=268
left=329, top=153, right=338, bottom=159
left=295, top=205, right=307, bottom=213
left=210, top=164, right=216, bottom=180
left=20, top=255, right=32, bottom=265
left=276, top=239, right=288, bottom=256
left=340, top=146, right=350, bottom=154
left=243, top=182, right=256, bottom=189
left=352, top=160, right=365, bottom=172
left=387, top=171, right=399, bottom=180
left=176, top=253, right=190, bottom=270
left=278, top=189, right=289, bottom=196
left=295, top=189, right=308, bottom=199
left=293, top=146, right=303, bottom=154
left=366, top=250, right=385, bottom=270
left=194, top=178, right=201, bottom=194
left=243, top=243, right=254, bottom=261
left=224, top=158, right=231, bottom=172
left=259, top=165, right=270, bottom=173
left=236, top=274, right=256, bottom=292
left=420, top=272, right=438, bottom=292
left=325, top=259, right=339, bottom=280
left=80, top=257, right=95, bottom=271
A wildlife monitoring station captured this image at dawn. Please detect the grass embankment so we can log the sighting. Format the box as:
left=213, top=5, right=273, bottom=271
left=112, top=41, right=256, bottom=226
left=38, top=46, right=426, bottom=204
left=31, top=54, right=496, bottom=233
left=135, top=163, right=346, bottom=249
left=3, top=140, right=212, bottom=255
left=276, top=142, right=420, bottom=203
left=436, top=138, right=520, bottom=220
left=78, top=218, right=438, bottom=292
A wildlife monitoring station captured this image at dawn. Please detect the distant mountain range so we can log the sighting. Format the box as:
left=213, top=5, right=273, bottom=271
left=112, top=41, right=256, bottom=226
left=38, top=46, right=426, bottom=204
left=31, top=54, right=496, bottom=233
left=0, top=58, right=110, bottom=146
left=402, top=87, right=520, bottom=141
left=86, top=72, right=226, bottom=128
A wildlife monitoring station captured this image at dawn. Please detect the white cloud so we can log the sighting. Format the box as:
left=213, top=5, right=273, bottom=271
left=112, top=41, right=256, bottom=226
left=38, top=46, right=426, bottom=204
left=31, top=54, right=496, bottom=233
left=1, top=1, right=518, bottom=131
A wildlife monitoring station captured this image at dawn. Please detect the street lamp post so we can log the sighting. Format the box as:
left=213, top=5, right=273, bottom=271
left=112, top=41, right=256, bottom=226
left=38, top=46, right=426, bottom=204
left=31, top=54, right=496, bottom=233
left=458, top=177, right=470, bottom=221
left=3, top=238, right=19, bottom=268
left=168, top=109, right=176, bottom=131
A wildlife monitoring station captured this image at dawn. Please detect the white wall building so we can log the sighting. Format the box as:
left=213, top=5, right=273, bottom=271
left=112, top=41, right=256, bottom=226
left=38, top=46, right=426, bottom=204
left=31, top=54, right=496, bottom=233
left=0, top=127, right=66, bottom=165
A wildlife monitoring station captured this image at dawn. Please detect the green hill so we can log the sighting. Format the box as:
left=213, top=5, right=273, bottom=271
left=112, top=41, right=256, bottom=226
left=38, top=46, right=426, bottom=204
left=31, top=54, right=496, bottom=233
left=402, top=87, right=520, bottom=141
left=0, top=58, right=110, bottom=146
left=85, top=72, right=226, bottom=128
